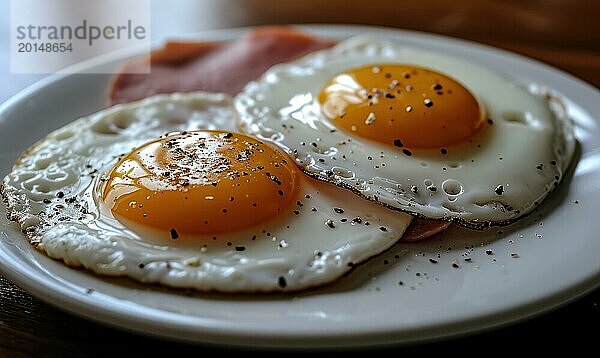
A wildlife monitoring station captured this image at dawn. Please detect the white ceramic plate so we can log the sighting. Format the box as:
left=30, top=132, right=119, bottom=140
left=1, top=25, right=599, bottom=349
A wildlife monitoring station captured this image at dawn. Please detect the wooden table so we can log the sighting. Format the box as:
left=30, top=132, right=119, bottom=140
left=1, top=0, right=599, bottom=355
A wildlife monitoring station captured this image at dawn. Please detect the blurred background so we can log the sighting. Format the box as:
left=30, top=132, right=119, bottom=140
left=0, top=0, right=598, bottom=103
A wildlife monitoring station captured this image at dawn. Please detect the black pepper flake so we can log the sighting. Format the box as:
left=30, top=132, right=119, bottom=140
left=56, top=191, right=64, bottom=198
left=270, top=174, right=282, bottom=185
left=333, top=207, right=344, bottom=214
left=385, top=93, right=396, bottom=99
left=223, top=132, right=233, bottom=138
left=352, top=217, right=362, bottom=224
left=138, top=263, right=145, bottom=269
left=424, top=98, right=433, bottom=107
left=293, top=210, right=300, bottom=215
left=379, top=226, right=388, bottom=232
left=440, top=148, right=448, bottom=155
left=536, top=164, right=544, bottom=170
left=311, top=207, right=317, bottom=212
left=278, top=190, right=284, bottom=196
left=170, top=228, right=179, bottom=240
left=393, top=139, right=403, bottom=147
left=402, top=149, right=412, bottom=156
left=433, top=84, right=443, bottom=90
left=550, top=160, right=557, bottom=165
left=278, top=276, right=287, bottom=288
left=43, top=198, right=51, bottom=204
left=487, top=118, right=494, bottom=125
left=429, top=258, right=439, bottom=264
left=325, top=219, right=336, bottom=228
left=235, top=246, right=246, bottom=251
left=486, top=250, right=494, bottom=255
left=464, top=257, right=472, bottom=262
left=318, top=158, right=325, bottom=163
left=494, top=185, right=504, bottom=195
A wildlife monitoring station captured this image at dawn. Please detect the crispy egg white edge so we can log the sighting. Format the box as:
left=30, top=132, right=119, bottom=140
left=234, top=36, right=577, bottom=229
left=1, top=92, right=412, bottom=292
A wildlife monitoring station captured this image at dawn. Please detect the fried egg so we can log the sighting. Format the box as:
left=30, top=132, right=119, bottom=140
left=1, top=92, right=412, bottom=292
left=235, top=36, right=576, bottom=229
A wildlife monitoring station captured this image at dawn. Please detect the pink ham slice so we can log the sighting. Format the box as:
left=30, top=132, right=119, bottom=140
left=400, top=218, right=451, bottom=242
left=107, top=26, right=451, bottom=242
left=108, top=26, right=336, bottom=105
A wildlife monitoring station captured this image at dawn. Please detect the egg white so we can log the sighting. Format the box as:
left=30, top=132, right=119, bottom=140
left=235, top=36, right=576, bottom=229
left=1, top=92, right=412, bottom=292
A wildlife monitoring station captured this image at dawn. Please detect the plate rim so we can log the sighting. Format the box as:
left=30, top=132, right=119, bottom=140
left=1, top=24, right=600, bottom=349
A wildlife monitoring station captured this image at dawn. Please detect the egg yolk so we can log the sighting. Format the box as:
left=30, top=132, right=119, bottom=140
left=101, top=131, right=300, bottom=236
left=318, top=64, right=484, bottom=149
